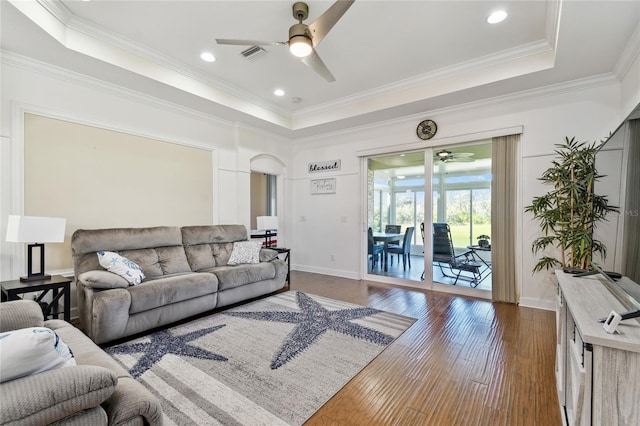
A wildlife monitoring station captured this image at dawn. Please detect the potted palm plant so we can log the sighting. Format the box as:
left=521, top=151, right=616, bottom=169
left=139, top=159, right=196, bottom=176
left=525, top=137, right=618, bottom=272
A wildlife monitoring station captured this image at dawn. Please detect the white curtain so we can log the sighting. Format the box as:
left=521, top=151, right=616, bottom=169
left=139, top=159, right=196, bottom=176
left=491, top=134, right=520, bottom=303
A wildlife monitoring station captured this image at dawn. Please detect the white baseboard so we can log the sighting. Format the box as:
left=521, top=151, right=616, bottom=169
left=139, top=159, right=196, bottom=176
left=292, top=265, right=359, bottom=280
left=519, top=296, right=555, bottom=311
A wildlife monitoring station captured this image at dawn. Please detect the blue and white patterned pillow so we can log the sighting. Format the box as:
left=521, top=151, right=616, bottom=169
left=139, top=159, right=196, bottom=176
left=227, top=240, right=263, bottom=265
left=97, top=251, right=145, bottom=285
left=0, top=327, right=76, bottom=383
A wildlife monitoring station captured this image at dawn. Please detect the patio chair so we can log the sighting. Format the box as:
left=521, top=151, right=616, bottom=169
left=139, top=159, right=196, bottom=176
left=384, top=224, right=402, bottom=247
left=368, top=227, right=384, bottom=269
left=387, top=227, right=415, bottom=270
left=432, top=223, right=487, bottom=287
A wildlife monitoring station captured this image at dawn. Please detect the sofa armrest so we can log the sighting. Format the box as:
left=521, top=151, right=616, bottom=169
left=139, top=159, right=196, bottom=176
left=260, top=248, right=279, bottom=262
left=0, top=300, right=44, bottom=332
left=103, top=377, right=163, bottom=426
left=78, top=270, right=129, bottom=289
left=0, top=365, right=117, bottom=425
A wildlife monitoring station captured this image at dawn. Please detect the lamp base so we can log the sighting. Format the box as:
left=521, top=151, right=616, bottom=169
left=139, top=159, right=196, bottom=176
left=20, top=274, right=51, bottom=282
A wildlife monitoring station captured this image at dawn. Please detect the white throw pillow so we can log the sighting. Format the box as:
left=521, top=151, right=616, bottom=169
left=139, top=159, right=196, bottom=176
left=97, top=251, right=145, bottom=285
left=227, top=240, right=263, bottom=265
left=0, top=327, right=76, bottom=383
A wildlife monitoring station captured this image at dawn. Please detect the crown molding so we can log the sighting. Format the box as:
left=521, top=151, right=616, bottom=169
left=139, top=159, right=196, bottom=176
left=293, top=40, right=553, bottom=121
left=36, top=0, right=72, bottom=25
left=1, top=50, right=232, bottom=128
left=614, top=22, right=640, bottom=80
left=294, top=73, right=619, bottom=146
left=2, top=50, right=296, bottom=144
left=545, top=0, right=563, bottom=54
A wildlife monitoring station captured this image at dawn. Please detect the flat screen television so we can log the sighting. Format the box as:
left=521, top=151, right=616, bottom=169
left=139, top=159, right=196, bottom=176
left=598, top=102, right=640, bottom=310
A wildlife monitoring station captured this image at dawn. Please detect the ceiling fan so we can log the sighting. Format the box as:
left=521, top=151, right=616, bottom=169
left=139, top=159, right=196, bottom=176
left=215, top=1, right=355, bottom=82
left=434, top=150, right=475, bottom=163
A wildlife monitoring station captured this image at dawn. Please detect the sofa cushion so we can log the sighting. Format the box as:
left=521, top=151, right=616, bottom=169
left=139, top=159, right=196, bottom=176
left=0, top=327, right=76, bottom=383
left=181, top=225, right=248, bottom=245
left=72, top=226, right=183, bottom=277
left=182, top=225, right=248, bottom=269
left=202, top=262, right=276, bottom=291
left=155, top=246, right=192, bottom=274
left=184, top=242, right=238, bottom=270
left=184, top=244, right=216, bottom=271
left=128, top=273, right=218, bottom=314
left=97, top=251, right=145, bottom=285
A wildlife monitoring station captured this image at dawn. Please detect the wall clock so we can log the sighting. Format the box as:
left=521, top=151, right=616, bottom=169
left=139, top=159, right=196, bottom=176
left=416, top=119, right=437, bottom=140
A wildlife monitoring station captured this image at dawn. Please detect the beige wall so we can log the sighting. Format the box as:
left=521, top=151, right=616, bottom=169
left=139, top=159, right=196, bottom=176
left=250, top=172, right=267, bottom=229
left=24, top=113, right=214, bottom=270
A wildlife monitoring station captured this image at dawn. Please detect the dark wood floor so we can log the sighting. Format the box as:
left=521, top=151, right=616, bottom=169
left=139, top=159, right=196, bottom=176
left=289, top=271, right=561, bottom=426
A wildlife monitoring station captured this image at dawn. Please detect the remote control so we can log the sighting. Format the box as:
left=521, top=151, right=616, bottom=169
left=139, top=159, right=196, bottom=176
left=563, top=267, right=587, bottom=274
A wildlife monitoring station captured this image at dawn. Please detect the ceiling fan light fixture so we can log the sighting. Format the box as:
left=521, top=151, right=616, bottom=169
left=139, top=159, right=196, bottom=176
left=289, top=35, right=312, bottom=57
left=436, top=150, right=451, bottom=158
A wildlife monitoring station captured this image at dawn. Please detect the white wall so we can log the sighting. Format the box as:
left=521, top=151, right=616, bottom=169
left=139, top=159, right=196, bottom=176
left=291, top=82, right=626, bottom=310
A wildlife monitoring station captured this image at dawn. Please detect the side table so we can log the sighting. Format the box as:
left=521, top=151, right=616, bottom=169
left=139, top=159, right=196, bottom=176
left=272, top=247, right=291, bottom=288
left=1, top=275, right=72, bottom=322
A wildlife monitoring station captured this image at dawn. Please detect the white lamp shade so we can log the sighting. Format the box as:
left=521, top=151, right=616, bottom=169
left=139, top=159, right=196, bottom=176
left=6, top=215, right=66, bottom=243
left=256, top=216, right=278, bottom=231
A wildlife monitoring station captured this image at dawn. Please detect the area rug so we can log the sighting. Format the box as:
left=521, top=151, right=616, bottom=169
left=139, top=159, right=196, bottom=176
left=106, top=291, right=415, bottom=425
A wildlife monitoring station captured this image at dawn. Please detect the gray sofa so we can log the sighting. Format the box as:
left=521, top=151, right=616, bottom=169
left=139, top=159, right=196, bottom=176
left=0, top=300, right=162, bottom=425
left=73, top=225, right=287, bottom=345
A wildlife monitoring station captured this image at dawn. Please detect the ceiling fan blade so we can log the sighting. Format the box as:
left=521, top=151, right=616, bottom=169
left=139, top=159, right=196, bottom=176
left=306, top=0, right=355, bottom=47
left=301, top=49, right=336, bottom=82
left=216, top=39, right=285, bottom=47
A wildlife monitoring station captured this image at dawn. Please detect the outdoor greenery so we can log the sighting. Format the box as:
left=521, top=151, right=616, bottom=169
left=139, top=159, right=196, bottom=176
left=525, top=137, right=618, bottom=272
left=374, top=188, right=491, bottom=247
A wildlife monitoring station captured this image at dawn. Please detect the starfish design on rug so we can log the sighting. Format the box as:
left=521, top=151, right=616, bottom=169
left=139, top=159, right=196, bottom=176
left=107, top=324, right=228, bottom=378
left=225, top=292, right=394, bottom=369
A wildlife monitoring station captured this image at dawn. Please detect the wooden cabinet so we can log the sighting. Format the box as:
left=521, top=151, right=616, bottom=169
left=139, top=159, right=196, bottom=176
left=555, top=271, right=640, bottom=425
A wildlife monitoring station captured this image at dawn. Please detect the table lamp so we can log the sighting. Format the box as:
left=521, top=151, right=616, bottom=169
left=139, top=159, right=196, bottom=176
left=256, top=216, right=278, bottom=248
left=6, top=215, right=66, bottom=281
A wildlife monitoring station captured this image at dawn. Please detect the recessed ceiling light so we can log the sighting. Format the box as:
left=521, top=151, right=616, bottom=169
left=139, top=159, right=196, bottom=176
left=274, top=89, right=285, bottom=97
left=200, top=52, right=216, bottom=62
left=487, top=10, right=508, bottom=24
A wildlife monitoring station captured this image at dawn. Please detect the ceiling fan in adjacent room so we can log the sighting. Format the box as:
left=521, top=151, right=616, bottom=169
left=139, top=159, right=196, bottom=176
left=434, top=149, right=475, bottom=163
left=215, top=1, right=355, bottom=82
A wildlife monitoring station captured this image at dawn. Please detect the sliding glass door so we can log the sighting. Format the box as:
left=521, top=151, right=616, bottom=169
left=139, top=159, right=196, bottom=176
left=365, top=142, right=492, bottom=296
left=366, top=152, right=425, bottom=282
left=431, top=143, right=492, bottom=291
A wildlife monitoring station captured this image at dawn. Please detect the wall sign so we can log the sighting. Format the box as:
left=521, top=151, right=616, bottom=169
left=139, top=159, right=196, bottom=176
left=310, top=178, right=336, bottom=194
left=308, top=159, right=341, bottom=173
